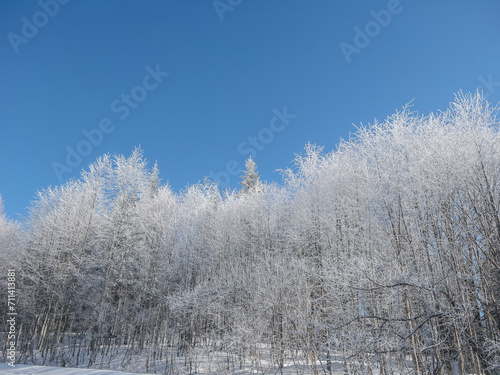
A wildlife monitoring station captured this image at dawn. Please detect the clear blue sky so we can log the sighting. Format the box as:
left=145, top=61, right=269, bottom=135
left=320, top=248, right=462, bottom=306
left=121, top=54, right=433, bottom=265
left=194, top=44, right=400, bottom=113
left=1, top=0, right=500, bottom=219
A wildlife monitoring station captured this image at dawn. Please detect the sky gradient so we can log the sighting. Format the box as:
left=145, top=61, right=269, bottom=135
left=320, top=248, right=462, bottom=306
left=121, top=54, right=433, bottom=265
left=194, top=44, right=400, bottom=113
left=1, top=0, right=500, bottom=219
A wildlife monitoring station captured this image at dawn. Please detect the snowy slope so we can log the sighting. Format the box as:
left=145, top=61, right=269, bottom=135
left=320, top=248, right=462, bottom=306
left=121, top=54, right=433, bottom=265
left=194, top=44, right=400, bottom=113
left=0, top=363, right=144, bottom=375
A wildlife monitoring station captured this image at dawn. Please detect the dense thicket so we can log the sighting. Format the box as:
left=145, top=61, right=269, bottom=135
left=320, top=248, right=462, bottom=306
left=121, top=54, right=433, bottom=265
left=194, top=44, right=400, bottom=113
left=1, top=93, right=500, bottom=374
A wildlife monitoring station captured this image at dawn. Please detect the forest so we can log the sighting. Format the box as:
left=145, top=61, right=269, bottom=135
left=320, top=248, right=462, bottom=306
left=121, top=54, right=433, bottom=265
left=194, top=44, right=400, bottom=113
left=1, top=93, right=499, bottom=374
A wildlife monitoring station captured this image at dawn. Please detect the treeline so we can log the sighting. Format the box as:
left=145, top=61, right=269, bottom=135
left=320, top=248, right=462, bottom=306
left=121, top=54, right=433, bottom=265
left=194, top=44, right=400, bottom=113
left=1, top=93, right=500, bottom=374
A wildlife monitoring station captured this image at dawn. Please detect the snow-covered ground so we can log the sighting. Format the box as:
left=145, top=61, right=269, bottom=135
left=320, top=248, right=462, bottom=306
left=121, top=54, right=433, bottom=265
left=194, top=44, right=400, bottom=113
left=0, top=363, right=145, bottom=375
left=0, top=354, right=350, bottom=375
left=1, top=342, right=354, bottom=375
left=0, top=358, right=353, bottom=375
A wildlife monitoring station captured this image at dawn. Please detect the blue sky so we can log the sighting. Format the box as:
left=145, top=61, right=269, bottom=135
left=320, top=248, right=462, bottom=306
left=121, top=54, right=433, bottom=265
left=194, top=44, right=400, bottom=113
left=1, top=0, right=500, bottom=219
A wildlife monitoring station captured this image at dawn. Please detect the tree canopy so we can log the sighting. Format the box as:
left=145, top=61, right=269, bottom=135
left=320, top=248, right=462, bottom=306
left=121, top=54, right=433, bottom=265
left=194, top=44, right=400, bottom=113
left=1, top=93, right=499, bottom=374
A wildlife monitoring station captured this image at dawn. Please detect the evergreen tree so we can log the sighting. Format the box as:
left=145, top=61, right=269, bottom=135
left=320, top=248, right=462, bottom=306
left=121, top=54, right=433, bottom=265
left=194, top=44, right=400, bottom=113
left=149, top=161, right=161, bottom=196
left=239, top=156, right=262, bottom=193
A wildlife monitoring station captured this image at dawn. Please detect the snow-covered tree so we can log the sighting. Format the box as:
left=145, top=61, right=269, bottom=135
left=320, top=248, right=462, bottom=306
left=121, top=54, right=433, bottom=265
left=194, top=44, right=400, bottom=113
left=0, top=194, right=25, bottom=273
left=4, top=92, right=499, bottom=374
left=149, top=161, right=161, bottom=196
left=239, top=156, right=262, bottom=193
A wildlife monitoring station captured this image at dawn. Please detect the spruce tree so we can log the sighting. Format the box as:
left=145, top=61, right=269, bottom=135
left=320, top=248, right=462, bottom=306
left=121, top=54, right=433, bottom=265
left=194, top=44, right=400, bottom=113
left=149, top=161, right=161, bottom=196
left=239, top=156, right=262, bottom=193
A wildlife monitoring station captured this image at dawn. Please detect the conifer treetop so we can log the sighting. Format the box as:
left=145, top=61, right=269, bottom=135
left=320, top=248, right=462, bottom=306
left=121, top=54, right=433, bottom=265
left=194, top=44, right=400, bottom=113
left=239, top=156, right=262, bottom=193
